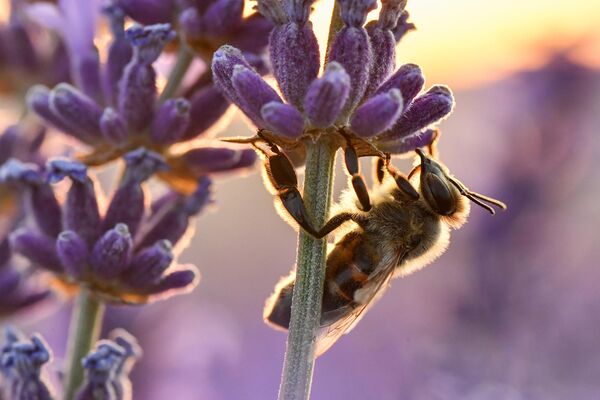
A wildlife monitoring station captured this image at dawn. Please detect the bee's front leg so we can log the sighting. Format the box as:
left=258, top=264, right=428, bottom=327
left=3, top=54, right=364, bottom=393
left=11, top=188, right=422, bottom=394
left=254, top=137, right=320, bottom=238
left=343, top=141, right=372, bottom=212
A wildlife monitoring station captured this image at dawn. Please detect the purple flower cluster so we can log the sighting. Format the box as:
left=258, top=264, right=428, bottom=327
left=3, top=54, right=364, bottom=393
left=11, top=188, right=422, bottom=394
left=2, top=148, right=207, bottom=304
left=0, top=327, right=54, bottom=400
left=213, top=0, right=453, bottom=156
left=0, top=0, right=70, bottom=96
left=0, top=327, right=141, bottom=400
left=76, top=329, right=141, bottom=400
left=27, top=17, right=257, bottom=193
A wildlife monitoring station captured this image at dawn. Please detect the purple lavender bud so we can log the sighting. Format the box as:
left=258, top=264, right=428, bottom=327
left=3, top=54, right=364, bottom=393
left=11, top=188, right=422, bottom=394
left=232, top=64, right=283, bottom=126
left=282, top=0, right=316, bottom=24
left=377, top=0, right=408, bottom=29
left=376, top=63, right=424, bottom=106
left=47, top=158, right=101, bottom=245
left=108, top=329, right=141, bottom=399
left=103, top=4, right=133, bottom=106
left=56, top=230, right=88, bottom=278
left=178, top=7, right=203, bottom=38
left=201, top=0, right=244, bottom=37
left=261, top=102, right=305, bottom=138
left=4, top=22, right=38, bottom=72
left=364, top=23, right=396, bottom=99
left=256, top=0, right=288, bottom=24
left=27, top=184, right=63, bottom=238
left=90, top=223, right=133, bottom=280
left=27, top=85, right=77, bottom=136
left=151, top=267, right=198, bottom=294
left=49, top=83, right=103, bottom=143
left=212, top=45, right=255, bottom=107
left=0, top=330, right=53, bottom=400
left=76, top=341, right=124, bottom=400
left=181, top=85, right=230, bottom=141
left=150, top=98, right=191, bottom=145
left=270, top=23, right=320, bottom=109
left=375, top=128, right=436, bottom=154
left=229, top=13, right=274, bottom=53
left=100, top=108, right=128, bottom=144
left=118, top=0, right=175, bottom=24
left=102, top=148, right=167, bottom=235
left=182, top=147, right=247, bottom=174
left=10, top=229, right=62, bottom=273
left=73, top=49, right=104, bottom=104
left=379, top=85, right=454, bottom=141
left=125, top=240, right=174, bottom=288
left=119, top=24, right=175, bottom=133
left=328, top=26, right=372, bottom=116
left=136, top=177, right=211, bottom=248
left=351, top=89, right=403, bottom=137
left=338, top=0, right=377, bottom=27
left=304, top=62, right=350, bottom=127
left=392, top=10, right=415, bottom=42
left=222, top=148, right=257, bottom=171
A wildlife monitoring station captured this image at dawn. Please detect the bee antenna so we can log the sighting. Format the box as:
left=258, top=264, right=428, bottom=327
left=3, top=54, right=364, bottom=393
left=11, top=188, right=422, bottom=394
left=447, top=177, right=507, bottom=215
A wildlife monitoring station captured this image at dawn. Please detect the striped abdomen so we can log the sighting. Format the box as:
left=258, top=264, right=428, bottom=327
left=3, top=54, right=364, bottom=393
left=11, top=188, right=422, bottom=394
left=265, top=231, right=381, bottom=329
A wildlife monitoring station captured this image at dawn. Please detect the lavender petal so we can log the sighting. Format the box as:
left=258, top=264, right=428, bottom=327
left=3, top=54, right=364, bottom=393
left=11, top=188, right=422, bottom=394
left=351, top=89, right=403, bottom=138
left=304, top=62, right=350, bottom=128
left=90, top=223, right=133, bottom=280
left=261, top=102, right=305, bottom=138
left=270, top=23, right=320, bottom=110
left=379, top=85, right=454, bottom=141
left=150, top=98, right=191, bottom=145
left=10, top=229, right=62, bottom=273
left=56, top=230, right=89, bottom=278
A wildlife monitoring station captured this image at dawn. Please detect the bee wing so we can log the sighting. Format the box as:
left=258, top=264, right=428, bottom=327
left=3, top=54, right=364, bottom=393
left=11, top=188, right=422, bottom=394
left=314, top=251, right=406, bottom=357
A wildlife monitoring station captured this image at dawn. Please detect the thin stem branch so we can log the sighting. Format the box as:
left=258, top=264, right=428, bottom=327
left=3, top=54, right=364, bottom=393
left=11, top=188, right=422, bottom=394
left=158, top=45, right=194, bottom=104
left=278, top=136, right=337, bottom=400
left=278, top=4, right=345, bottom=399
left=62, top=289, right=105, bottom=400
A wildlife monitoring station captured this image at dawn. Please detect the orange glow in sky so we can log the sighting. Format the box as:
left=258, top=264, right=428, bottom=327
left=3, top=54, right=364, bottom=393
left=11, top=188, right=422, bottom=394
left=247, top=0, right=600, bottom=88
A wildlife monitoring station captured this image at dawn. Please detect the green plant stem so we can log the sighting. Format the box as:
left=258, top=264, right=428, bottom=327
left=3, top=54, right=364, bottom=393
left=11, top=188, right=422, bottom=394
left=277, top=136, right=337, bottom=400
left=158, top=45, right=194, bottom=104
left=62, top=289, right=105, bottom=400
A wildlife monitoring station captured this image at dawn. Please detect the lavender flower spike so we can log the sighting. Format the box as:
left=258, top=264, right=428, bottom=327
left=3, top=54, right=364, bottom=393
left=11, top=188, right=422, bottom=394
left=304, top=62, right=351, bottom=128
left=0, top=328, right=54, bottom=400
left=119, top=24, right=176, bottom=133
left=350, top=89, right=404, bottom=138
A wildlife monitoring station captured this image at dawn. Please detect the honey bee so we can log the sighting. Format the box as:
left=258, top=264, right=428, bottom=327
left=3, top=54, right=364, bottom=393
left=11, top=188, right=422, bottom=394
left=251, top=131, right=506, bottom=356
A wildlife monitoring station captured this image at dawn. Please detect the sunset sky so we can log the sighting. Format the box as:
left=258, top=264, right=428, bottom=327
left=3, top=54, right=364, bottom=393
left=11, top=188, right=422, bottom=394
left=249, top=0, right=600, bottom=88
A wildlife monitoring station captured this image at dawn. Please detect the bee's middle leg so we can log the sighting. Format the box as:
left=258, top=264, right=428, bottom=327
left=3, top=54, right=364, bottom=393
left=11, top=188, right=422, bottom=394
left=344, top=144, right=372, bottom=212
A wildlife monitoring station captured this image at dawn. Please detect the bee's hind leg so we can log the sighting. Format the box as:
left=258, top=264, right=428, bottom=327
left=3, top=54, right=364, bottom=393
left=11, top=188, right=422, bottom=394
left=253, top=134, right=320, bottom=238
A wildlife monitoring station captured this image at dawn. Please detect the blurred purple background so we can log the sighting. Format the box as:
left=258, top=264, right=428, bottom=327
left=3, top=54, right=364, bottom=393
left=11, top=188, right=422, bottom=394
left=7, top=53, right=600, bottom=399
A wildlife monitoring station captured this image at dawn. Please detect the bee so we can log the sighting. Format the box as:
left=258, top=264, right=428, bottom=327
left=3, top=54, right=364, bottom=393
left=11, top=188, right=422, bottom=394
left=251, top=131, right=506, bottom=356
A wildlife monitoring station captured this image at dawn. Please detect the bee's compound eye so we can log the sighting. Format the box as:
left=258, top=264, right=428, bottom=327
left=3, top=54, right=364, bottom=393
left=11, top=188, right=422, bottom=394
left=423, top=173, right=456, bottom=215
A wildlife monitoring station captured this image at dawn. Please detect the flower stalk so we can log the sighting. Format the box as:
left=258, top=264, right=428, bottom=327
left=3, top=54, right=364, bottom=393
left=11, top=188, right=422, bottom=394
left=158, top=45, right=194, bottom=103
left=278, top=135, right=337, bottom=400
left=63, top=289, right=105, bottom=400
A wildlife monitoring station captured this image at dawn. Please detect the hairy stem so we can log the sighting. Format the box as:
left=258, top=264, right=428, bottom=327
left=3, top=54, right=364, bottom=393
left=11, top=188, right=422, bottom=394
left=63, top=289, right=105, bottom=400
left=158, top=45, right=194, bottom=104
left=278, top=136, right=337, bottom=400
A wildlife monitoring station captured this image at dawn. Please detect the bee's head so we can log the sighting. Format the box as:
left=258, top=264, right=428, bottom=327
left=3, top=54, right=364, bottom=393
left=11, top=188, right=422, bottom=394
left=413, top=149, right=506, bottom=226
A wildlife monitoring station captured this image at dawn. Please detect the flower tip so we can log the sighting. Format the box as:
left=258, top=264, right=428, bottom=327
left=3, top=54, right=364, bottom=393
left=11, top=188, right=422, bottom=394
left=0, top=158, right=43, bottom=185
left=123, top=147, right=169, bottom=176
left=125, top=23, right=175, bottom=47
left=46, top=158, right=88, bottom=184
